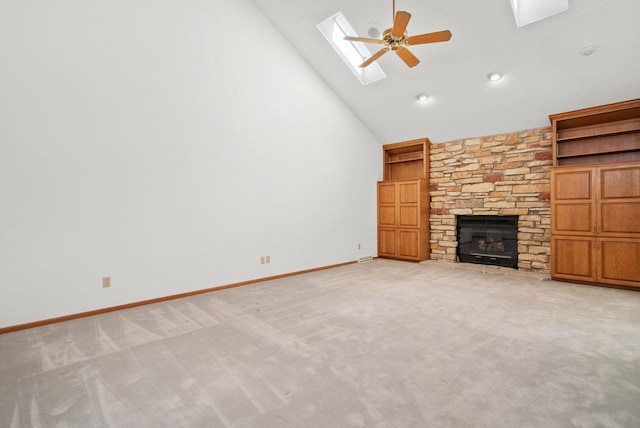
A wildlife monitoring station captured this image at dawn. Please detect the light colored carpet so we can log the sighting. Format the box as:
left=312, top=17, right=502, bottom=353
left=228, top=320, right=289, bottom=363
left=1, top=259, right=639, bottom=427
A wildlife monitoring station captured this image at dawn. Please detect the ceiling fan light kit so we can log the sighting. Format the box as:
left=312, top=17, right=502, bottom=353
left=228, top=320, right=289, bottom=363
left=343, top=0, right=452, bottom=69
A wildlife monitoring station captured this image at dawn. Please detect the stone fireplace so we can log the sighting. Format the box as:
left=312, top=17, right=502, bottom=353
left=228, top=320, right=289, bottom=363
left=429, top=127, right=553, bottom=273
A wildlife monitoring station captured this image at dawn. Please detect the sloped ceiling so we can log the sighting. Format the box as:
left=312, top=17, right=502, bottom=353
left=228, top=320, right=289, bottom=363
left=252, top=0, right=640, bottom=144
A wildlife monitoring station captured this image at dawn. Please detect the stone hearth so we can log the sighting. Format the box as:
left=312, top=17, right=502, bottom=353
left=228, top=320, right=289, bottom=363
left=429, top=127, right=552, bottom=272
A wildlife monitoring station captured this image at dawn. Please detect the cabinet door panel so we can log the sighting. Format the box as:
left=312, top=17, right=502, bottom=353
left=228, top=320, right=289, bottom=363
left=378, top=229, right=397, bottom=257
left=600, top=202, right=640, bottom=235
left=553, top=170, right=594, bottom=200
left=398, top=182, right=419, bottom=203
left=398, top=229, right=420, bottom=259
left=553, top=203, right=594, bottom=234
left=551, top=236, right=597, bottom=282
left=378, top=206, right=396, bottom=227
left=398, top=206, right=419, bottom=227
left=378, top=183, right=396, bottom=204
left=600, top=166, right=640, bottom=199
left=598, top=238, right=640, bottom=287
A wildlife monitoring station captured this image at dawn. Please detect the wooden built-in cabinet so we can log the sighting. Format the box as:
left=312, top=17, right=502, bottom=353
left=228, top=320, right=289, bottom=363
left=550, top=99, right=640, bottom=289
left=383, top=139, right=430, bottom=180
left=378, top=139, right=431, bottom=261
left=378, top=179, right=429, bottom=261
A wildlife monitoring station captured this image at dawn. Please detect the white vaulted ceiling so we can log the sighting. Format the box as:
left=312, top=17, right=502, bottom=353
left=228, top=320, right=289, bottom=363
left=251, top=0, right=640, bottom=144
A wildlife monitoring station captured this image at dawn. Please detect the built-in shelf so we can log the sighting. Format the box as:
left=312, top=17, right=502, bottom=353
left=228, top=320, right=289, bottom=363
left=383, top=138, right=430, bottom=180
left=557, top=144, right=640, bottom=158
left=557, top=118, right=640, bottom=141
left=385, top=154, right=424, bottom=164
left=550, top=99, right=640, bottom=166
left=386, top=158, right=424, bottom=165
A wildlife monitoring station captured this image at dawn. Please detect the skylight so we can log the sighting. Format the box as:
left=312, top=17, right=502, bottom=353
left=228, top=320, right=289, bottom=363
left=510, top=0, right=569, bottom=27
left=317, top=12, right=386, bottom=85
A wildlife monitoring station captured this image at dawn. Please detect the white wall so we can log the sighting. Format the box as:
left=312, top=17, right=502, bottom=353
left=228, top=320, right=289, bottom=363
left=0, top=0, right=382, bottom=327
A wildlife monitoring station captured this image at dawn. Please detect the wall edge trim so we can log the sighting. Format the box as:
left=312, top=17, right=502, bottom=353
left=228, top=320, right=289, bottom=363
left=0, top=260, right=357, bottom=334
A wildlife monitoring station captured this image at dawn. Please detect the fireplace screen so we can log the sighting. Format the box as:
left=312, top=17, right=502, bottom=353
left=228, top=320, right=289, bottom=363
left=456, top=215, right=518, bottom=269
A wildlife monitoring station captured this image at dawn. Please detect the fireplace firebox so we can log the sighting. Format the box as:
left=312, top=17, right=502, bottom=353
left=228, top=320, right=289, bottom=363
left=456, top=215, right=518, bottom=269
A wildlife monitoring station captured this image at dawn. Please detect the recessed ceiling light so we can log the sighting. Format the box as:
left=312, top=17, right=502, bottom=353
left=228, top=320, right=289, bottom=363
left=416, top=94, right=430, bottom=102
left=581, top=44, right=596, bottom=56
left=487, top=72, right=502, bottom=81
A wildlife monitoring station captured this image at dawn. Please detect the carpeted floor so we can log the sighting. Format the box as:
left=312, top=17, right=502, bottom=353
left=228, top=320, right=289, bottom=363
left=1, top=258, right=639, bottom=427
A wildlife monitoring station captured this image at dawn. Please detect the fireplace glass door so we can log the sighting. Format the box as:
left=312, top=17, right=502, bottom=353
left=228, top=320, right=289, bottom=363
left=456, top=215, right=518, bottom=268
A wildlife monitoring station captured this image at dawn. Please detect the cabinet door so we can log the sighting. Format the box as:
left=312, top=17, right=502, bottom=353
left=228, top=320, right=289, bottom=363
left=551, top=167, right=596, bottom=235
left=398, top=229, right=420, bottom=260
left=378, top=228, right=397, bottom=257
left=551, top=236, right=597, bottom=282
left=378, top=182, right=396, bottom=227
left=598, top=164, right=640, bottom=237
left=398, top=181, right=420, bottom=228
left=377, top=179, right=429, bottom=261
left=597, top=238, right=640, bottom=287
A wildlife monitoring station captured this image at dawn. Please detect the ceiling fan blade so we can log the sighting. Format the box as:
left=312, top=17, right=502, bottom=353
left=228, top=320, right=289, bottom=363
left=396, top=46, right=420, bottom=68
left=360, top=48, right=389, bottom=68
left=391, top=11, right=411, bottom=38
left=406, top=30, right=452, bottom=46
left=344, top=36, right=385, bottom=45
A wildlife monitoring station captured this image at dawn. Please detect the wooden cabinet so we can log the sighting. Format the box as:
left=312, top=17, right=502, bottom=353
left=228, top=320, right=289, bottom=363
left=378, top=139, right=431, bottom=262
left=550, top=163, right=640, bottom=288
left=377, top=179, right=429, bottom=261
left=550, top=99, right=640, bottom=289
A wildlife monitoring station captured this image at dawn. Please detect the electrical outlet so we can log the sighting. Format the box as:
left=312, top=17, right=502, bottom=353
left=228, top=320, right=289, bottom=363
left=266, top=256, right=270, bottom=264
left=260, top=256, right=265, bottom=265
left=102, top=276, right=111, bottom=288
left=358, top=243, right=361, bottom=250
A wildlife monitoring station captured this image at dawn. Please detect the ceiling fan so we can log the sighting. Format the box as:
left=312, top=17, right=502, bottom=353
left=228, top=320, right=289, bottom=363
left=344, top=0, right=452, bottom=68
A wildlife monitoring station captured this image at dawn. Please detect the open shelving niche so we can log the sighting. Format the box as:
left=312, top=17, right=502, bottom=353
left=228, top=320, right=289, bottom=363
left=551, top=99, right=640, bottom=166
left=383, top=138, right=430, bottom=180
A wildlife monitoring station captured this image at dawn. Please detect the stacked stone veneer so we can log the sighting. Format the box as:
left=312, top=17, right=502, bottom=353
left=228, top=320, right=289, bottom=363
left=430, top=127, right=553, bottom=272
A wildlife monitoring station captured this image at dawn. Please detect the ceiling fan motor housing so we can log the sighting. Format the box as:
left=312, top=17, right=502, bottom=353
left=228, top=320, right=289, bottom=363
left=382, top=28, right=408, bottom=50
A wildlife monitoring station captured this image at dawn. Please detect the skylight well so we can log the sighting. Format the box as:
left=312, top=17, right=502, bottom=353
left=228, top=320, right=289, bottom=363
left=317, top=12, right=386, bottom=85
left=510, top=0, right=569, bottom=27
